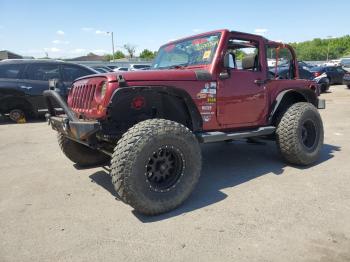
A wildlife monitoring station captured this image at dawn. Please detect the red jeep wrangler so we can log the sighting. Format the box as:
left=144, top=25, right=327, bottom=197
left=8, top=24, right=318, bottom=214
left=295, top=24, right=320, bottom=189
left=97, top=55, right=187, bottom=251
left=44, top=29, right=325, bottom=215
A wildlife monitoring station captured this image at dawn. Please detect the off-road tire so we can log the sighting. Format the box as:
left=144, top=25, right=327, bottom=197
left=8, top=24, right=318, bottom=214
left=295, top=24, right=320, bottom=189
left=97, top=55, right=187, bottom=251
left=276, top=102, right=324, bottom=165
left=347, top=85, right=350, bottom=89
left=58, top=133, right=110, bottom=167
left=320, top=83, right=329, bottom=93
left=110, top=119, right=201, bottom=216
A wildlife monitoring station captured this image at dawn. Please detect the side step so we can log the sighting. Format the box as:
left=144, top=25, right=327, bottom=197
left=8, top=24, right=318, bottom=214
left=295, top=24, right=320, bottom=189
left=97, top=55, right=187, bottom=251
left=196, top=126, right=276, bottom=143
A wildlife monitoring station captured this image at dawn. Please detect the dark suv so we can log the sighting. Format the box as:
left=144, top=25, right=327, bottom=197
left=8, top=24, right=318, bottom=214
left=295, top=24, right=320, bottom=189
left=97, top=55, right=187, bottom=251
left=310, top=66, right=347, bottom=85
left=0, top=59, right=97, bottom=121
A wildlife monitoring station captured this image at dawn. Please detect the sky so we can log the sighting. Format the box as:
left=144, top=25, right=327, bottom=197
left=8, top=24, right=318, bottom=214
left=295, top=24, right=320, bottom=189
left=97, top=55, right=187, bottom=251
left=0, top=0, right=349, bottom=58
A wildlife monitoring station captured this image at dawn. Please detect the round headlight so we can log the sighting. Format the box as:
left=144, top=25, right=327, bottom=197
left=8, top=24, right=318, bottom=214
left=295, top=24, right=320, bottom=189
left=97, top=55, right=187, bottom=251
left=100, top=81, right=107, bottom=97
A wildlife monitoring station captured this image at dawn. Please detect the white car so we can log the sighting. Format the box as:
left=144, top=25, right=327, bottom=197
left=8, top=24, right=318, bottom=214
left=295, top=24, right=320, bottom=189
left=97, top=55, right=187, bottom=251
left=323, top=60, right=341, bottom=67
left=113, top=67, right=129, bottom=72
left=129, top=64, right=151, bottom=71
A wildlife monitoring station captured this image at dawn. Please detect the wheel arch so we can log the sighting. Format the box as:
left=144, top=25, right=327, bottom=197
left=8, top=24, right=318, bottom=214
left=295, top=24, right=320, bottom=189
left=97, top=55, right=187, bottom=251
left=104, top=86, right=203, bottom=135
left=269, top=88, right=318, bottom=125
left=0, top=95, right=35, bottom=115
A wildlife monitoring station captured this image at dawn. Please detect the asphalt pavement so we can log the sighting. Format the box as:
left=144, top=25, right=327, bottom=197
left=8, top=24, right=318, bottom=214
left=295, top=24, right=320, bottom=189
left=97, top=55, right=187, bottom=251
left=1, top=85, right=350, bottom=262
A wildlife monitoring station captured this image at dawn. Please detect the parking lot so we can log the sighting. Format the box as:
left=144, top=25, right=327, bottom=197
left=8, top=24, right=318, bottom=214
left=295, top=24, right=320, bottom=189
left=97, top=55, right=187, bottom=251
left=0, top=85, right=349, bottom=262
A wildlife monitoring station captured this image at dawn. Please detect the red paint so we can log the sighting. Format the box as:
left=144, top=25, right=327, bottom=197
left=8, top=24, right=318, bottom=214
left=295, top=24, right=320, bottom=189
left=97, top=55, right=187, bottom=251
left=69, top=29, right=317, bottom=131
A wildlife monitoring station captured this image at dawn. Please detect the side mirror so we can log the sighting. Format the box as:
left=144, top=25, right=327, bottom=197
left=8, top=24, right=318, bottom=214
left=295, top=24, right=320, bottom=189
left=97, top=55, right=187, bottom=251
left=223, top=53, right=235, bottom=69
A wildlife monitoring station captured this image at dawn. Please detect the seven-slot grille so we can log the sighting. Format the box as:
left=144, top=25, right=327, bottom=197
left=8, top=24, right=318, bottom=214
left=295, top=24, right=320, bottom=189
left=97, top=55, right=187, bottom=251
left=70, top=84, right=96, bottom=111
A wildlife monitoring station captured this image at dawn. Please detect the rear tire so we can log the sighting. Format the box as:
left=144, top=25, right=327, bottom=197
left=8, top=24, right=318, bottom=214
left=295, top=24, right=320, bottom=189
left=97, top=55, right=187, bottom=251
left=58, top=133, right=110, bottom=167
left=320, top=83, right=329, bottom=93
left=110, top=119, right=201, bottom=216
left=347, top=85, right=350, bottom=89
left=9, top=109, right=26, bottom=123
left=276, top=102, right=324, bottom=165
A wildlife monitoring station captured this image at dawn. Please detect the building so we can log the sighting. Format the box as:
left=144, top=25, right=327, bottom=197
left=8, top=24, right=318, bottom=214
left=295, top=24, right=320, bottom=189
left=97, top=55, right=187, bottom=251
left=0, top=50, right=23, bottom=61
left=66, top=53, right=105, bottom=62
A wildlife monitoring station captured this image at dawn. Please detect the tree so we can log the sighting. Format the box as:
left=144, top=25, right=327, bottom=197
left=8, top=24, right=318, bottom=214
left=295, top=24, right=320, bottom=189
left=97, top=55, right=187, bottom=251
left=114, top=50, right=126, bottom=59
left=139, top=49, right=156, bottom=59
left=123, top=44, right=136, bottom=58
left=104, top=50, right=126, bottom=61
left=290, top=35, right=350, bottom=60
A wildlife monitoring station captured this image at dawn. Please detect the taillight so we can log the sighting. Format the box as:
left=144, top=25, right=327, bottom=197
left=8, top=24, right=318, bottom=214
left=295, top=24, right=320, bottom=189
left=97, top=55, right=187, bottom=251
left=314, top=72, right=321, bottom=77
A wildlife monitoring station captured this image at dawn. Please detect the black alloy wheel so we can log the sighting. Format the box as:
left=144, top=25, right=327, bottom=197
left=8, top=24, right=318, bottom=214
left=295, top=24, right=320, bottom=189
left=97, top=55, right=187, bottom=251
left=145, top=146, right=184, bottom=192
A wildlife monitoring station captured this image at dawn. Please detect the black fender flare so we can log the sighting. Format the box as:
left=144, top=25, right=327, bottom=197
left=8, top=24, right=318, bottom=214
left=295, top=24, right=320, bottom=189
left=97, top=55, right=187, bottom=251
left=109, top=85, right=203, bottom=131
left=268, top=88, right=318, bottom=124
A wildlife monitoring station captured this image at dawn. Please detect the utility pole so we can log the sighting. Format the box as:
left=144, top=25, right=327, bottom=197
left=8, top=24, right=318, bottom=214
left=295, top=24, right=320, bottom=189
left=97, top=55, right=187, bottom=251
left=107, top=31, right=115, bottom=61
left=326, top=35, right=334, bottom=62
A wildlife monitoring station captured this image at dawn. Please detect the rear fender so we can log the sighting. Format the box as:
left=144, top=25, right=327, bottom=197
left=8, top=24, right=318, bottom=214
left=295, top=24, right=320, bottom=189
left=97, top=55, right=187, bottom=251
left=268, top=88, right=318, bottom=124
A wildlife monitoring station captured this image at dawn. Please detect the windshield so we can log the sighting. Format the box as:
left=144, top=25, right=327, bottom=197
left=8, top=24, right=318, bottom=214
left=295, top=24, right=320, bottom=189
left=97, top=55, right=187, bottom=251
left=152, top=33, right=221, bottom=69
left=310, top=67, right=323, bottom=72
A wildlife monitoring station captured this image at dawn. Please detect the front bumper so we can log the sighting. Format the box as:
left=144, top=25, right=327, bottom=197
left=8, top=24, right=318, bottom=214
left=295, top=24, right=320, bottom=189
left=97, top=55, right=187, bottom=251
left=43, top=90, right=100, bottom=140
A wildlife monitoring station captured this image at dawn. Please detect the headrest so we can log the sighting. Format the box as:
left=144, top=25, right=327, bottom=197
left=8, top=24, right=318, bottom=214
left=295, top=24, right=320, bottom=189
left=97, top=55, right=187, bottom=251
left=242, top=54, right=256, bottom=70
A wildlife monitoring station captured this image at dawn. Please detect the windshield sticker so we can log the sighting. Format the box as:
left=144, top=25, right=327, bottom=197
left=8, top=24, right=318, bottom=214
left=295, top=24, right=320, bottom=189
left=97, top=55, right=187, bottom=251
left=192, top=38, right=208, bottom=45
left=164, top=44, right=175, bottom=52
left=193, top=41, right=217, bottom=51
left=203, top=50, right=211, bottom=60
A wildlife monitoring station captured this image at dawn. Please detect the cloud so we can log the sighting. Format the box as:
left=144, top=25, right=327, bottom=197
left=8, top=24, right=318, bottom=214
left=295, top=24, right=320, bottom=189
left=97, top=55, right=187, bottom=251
left=44, top=47, right=61, bottom=52
left=70, top=48, right=86, bottom=54
left=95, top=30, right=109, bottom=35
left=81, top=27, right=94, bottom=32
left=22, top=49, right=43, bottom=54
left=56, top=30, right=65, bottom=35
left=92, top=49, right=107, bottom=54
left=254, top=28, right=268, bottom=35
left=52, top=40, right=70, bottom=44
left=192, top=29, right=202, bottom=33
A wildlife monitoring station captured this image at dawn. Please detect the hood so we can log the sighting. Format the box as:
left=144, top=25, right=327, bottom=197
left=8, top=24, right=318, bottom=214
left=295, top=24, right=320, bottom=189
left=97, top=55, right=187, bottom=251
left=110, top=69, right=212, bottom=82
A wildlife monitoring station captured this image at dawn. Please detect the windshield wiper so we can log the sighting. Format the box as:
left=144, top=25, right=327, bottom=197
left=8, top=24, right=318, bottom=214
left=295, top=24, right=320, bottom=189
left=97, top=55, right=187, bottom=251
left=155, top=64, right=189, bottom=70
left=168, top=64, right=188, bottom=69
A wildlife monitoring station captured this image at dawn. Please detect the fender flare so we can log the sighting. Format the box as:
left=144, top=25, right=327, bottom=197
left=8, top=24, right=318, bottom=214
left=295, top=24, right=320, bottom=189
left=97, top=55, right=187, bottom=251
left=109, top=86, right=203, bottom=132
left=268, top=88, right=318, bottom=124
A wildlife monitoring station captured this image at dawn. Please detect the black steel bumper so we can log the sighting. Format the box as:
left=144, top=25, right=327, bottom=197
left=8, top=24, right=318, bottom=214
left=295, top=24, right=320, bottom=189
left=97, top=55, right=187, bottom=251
left=43, top=90, right=100, bottom=140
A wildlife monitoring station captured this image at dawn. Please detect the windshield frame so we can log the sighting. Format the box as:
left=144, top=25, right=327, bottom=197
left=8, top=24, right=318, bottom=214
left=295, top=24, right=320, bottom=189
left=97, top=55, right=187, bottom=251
left=151, top=33, right=222, bottom=70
